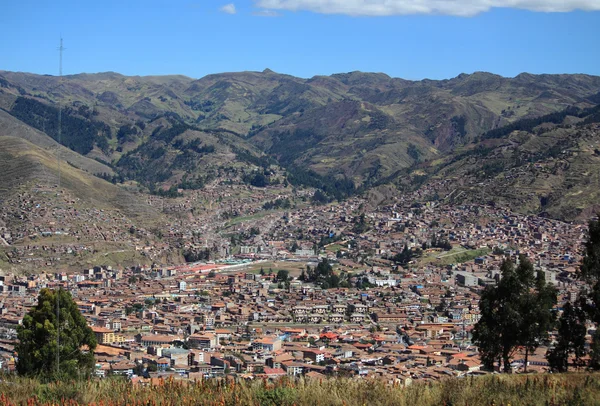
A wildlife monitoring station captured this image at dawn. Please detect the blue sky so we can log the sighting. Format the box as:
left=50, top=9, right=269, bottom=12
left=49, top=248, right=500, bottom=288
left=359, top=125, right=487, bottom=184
left=1, top=0, right=599, bottom=80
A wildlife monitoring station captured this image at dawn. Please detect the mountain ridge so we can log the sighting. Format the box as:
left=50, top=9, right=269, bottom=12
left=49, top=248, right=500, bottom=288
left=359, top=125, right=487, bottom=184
left=1, top=68, right=600, bottom=209
left=6, top=68, right=598, bottom=82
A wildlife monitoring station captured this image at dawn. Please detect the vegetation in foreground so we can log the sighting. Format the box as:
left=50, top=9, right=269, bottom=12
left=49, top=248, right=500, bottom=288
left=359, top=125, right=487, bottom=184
left=1, top=373, right=600, bottom=406
left=16, top=288, right=97, bottom=380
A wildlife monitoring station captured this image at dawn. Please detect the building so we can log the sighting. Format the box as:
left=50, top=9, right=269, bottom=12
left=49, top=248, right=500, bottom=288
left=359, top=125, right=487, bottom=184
left=455, top=272, right=478, bottom=287
left=140, top=335, right=178, bottom=347
left=188, top=333, right=217, bottom=349
left=241, top=246, right=258, bottom=254
left=252, top=337, right=282, bottom=353
left=92, top=326, right=125, bottom=345
left=283, top=362, right=304, bottom=376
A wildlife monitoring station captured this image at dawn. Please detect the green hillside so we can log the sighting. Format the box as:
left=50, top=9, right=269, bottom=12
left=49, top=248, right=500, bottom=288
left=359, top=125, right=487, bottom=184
left=2, top=69, right=600, bottom=189
left=398, top=104, right=600, bottom=220
left=0, top=136, right=165, bottom=272
left=0, top=109, right=113, bottom=176
left=0, top=136, right=160, bottom=219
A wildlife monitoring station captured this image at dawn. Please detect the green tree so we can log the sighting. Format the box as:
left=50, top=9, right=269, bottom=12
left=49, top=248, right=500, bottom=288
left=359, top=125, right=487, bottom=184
left=133, top=363, right=145, bottom=377
left=578, top=218, right=600, bottom=287
left=326, top=273, right=340, bottom=289
left=577, top=218, right=600, bottom=369
left=407, top=143, right=421, bottom=162
left=590, top=330, right=600, bottom=370
left=352, top=213, right=369, bottom=234
left=276, top=269, right=289, bottom=282
left=472, top=259, right=519, bottom=371
left=316, top=258, right=339, bottom=288
left=16, top=288, right=97, bottom=380
left=580, top=219, right=600, bottom=314
left=311, top=189, right=329, bottom=205
left=316, top=258, right=333, bottom=278
left=547, top=301, right=587, bottom=372
left=290, top=241, right=300, bottom=252
left=392, top=245, right=413, bottom=265
left=518, top=262, right=557, bottom=372
left=301, top=259, right=339, bottom=289
left=473, top=257, right=555, bottom=373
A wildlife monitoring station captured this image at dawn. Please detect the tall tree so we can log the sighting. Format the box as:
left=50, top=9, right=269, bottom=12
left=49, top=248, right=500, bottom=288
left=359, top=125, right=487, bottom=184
left=16, top=288, right=97, bottom=381
left=518, top=265, right=557, bottom=372
left=577, top=218, right=600, bottom=370
left=276, top=269, right=290, bottom=282
left=473, top=259, right=523, bottom=372
left=303, top=259, right=339, bottom=289
left=579, top=218, right=600, bottom=288
left=473, top=256, right=556, bottom=373
left=589, top=330, right=600, bottom=370
left=547, top=301, right=587, bottom=372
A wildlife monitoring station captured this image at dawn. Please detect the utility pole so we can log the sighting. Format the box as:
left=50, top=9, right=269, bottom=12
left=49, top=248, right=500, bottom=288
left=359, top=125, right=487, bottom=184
left=57, top=37, right=64, bottom=192
left=56, top=287, right=60, bottom=377
left=56, top=37, right=64, bottom=378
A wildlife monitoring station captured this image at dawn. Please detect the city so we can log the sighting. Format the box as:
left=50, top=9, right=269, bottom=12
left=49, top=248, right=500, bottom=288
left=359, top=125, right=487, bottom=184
left=0, top=186, right=588, bottom=385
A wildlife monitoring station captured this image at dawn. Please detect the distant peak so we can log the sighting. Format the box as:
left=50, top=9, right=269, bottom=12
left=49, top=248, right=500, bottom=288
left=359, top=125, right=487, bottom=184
left=454, top=71, right=502, bottom=81
left=515, top=72, right=536, bottom=80
left=262, top=68, right=275, bottom=74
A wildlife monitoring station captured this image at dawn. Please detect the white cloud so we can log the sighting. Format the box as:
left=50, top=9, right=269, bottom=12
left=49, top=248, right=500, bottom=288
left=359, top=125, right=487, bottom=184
left=255, top=0, right=600, bottom=17
left=252, top=9, right=282, bottom=16
left=220, top=3, right=237, bottom=14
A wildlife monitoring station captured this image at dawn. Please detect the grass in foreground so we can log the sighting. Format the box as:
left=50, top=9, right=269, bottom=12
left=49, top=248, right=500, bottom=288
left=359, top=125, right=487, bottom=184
left=0, top=373, right=599, bottom=405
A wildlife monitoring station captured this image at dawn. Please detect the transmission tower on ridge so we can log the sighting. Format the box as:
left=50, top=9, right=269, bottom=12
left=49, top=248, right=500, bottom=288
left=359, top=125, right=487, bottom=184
left=57, top=37, right=64, bottom=191
left=55, top=36, right=65, bottom=378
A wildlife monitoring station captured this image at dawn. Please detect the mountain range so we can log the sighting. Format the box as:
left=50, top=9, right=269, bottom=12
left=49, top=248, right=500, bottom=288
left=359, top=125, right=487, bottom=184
left=1, top=68, right=600, bottom=226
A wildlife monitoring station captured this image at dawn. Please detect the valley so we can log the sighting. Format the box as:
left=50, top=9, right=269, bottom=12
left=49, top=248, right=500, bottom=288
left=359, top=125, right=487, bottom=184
left=0, top=69, right=599, bottom=271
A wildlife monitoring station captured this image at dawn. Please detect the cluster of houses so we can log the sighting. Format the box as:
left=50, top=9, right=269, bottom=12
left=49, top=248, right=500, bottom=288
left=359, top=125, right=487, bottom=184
left=0, top=180, right=593, bottom=382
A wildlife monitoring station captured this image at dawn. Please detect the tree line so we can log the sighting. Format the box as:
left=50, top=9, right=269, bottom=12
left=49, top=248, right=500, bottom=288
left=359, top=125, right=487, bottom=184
left=300, top=259, right=341, bottom=289
left=286, top=166, right=357, bottom=202
left=474, top=218, right=600, bottom=373
left=481, top=104, right=600, bottom=140
left=10, top=96, right=111, bottom=155
left=262, top=197, right=291, bottom=210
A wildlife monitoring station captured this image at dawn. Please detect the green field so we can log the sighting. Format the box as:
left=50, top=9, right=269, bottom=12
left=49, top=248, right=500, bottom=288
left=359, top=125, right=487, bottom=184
left=225, top=212, right=272, bottom=228
left=325, top=244, right=345, bottom=252
left=239, top=260, right=311, bottom=277
left=419, top=247, right=491, bottom=266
